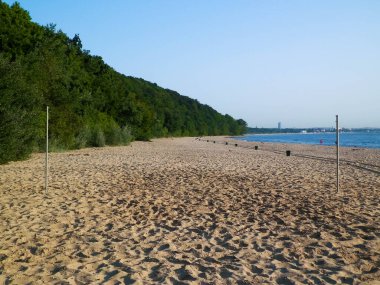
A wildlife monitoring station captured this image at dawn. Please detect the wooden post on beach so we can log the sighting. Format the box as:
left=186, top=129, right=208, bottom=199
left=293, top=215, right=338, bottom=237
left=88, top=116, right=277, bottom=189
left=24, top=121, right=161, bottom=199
left=336, top=115, right=339, bottom=193
left=45, top=106, right=49, bottom=195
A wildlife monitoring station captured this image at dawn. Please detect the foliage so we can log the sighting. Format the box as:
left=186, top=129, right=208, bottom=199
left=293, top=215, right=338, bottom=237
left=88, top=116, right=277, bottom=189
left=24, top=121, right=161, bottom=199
left=0, top=55, right=41, bottom=163
left=0, top=2, right=247, bottom=164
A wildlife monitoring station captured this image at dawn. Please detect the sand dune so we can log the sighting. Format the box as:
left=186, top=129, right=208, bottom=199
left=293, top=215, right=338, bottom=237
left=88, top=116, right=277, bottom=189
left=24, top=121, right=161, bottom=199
left=0, top=137, right=379, bottom=284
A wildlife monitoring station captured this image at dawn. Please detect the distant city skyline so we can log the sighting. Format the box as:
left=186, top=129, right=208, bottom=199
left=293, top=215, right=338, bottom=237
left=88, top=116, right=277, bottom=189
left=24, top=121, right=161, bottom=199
left=4, top=0, right=380, bottom=128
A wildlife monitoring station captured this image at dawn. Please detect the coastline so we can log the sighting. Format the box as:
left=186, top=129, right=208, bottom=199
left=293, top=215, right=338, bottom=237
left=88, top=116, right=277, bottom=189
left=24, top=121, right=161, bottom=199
left=231, top=132, right=380, bottom=150
left=232, top=132, right=380, bottom=149
left=1, top=137, right=379, bottom=284
left=218, top=135, right=380, bottom=167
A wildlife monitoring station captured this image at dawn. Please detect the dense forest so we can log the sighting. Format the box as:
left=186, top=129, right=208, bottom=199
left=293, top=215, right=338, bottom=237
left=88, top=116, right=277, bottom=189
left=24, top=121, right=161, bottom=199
left=0, top=2, right=247, bottom=164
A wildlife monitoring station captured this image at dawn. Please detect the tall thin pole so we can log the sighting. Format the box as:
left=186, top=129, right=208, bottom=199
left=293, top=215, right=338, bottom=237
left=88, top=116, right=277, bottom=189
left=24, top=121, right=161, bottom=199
left=45, top=106, right=49, bottom=195
left=336, top=115, right=339, bottom=193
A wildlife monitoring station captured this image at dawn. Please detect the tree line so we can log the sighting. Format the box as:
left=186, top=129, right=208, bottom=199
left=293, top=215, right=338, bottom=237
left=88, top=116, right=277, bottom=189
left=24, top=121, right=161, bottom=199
left=0, top=2, right=247, bottom=164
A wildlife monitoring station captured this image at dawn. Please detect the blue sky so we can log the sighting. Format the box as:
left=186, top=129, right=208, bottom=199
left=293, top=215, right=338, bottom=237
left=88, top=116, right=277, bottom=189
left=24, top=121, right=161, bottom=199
left=4, top=0, right=380, bottom=128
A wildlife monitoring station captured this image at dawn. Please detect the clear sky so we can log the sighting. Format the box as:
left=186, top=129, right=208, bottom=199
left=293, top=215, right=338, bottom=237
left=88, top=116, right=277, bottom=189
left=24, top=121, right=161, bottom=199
left=4, top=0, right=380, bottom=128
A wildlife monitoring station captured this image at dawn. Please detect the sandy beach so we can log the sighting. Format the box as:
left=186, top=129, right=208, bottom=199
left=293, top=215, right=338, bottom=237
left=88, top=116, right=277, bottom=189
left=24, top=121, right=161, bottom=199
left=0, top=137, right=379, bottom=284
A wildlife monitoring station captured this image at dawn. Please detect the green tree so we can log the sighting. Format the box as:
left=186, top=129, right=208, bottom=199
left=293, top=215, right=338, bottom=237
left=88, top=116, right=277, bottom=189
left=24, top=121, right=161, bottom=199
left=0, top=1, right=247, bottom=164
left=0, top=55, right=41, bottom=163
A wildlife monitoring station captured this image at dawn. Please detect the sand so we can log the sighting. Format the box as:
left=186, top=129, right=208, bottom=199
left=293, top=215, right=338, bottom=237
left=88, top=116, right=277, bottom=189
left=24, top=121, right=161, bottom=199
left=0, top=137, right=379, bottom=284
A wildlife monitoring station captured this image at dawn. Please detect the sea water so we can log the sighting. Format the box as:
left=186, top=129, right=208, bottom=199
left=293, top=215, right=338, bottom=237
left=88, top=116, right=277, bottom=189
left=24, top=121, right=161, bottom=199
left=235, top=131, right=380, bottom=149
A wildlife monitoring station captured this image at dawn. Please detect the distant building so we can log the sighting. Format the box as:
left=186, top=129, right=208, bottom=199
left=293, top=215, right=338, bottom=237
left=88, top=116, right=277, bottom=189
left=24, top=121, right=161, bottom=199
left=278, top=122, right=281, bottom=129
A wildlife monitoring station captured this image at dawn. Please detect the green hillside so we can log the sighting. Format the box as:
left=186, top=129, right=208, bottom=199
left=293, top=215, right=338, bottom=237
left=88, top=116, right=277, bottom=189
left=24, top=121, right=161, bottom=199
left=0, top=2, right=246, bottom=164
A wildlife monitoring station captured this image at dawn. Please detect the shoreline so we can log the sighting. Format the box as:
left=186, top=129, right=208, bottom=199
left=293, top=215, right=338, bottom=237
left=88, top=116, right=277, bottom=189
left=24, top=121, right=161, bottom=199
left=230, top=132, right=380, bottom=150
left=203, top=136, right=380, bottom=167
left=1, top=137, right=379, bottom=284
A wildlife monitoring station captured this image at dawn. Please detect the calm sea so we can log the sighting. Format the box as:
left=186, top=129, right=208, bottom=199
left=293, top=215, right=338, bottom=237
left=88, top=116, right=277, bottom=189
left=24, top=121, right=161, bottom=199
left=235, top=131, right=380, bottom=149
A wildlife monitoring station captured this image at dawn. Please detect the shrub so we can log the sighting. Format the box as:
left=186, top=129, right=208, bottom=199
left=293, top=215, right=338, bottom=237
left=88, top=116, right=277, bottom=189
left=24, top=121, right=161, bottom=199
left=0, top=56, right=41, bottom=163
left=90, top=127, right=105, bottom=147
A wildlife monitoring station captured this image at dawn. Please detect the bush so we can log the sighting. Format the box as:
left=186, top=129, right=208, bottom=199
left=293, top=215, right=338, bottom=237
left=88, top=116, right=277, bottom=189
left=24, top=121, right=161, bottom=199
left=0, top=56, right=41, bottom=163
left=101, top=122, right=133, bottom=146
left=104, top=120, right=122, bottom=146
left=120, top=125, right=133, bottom=145
left=75, top=126, right=91, bottom=148
left=90, top=127, right=105, bottom=147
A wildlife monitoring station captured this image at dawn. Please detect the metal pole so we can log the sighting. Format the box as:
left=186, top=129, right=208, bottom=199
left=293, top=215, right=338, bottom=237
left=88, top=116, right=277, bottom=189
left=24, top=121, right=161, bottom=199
left=45, top=106, right=49, bottom=195
left=336, top=115, right=339, bottom=193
